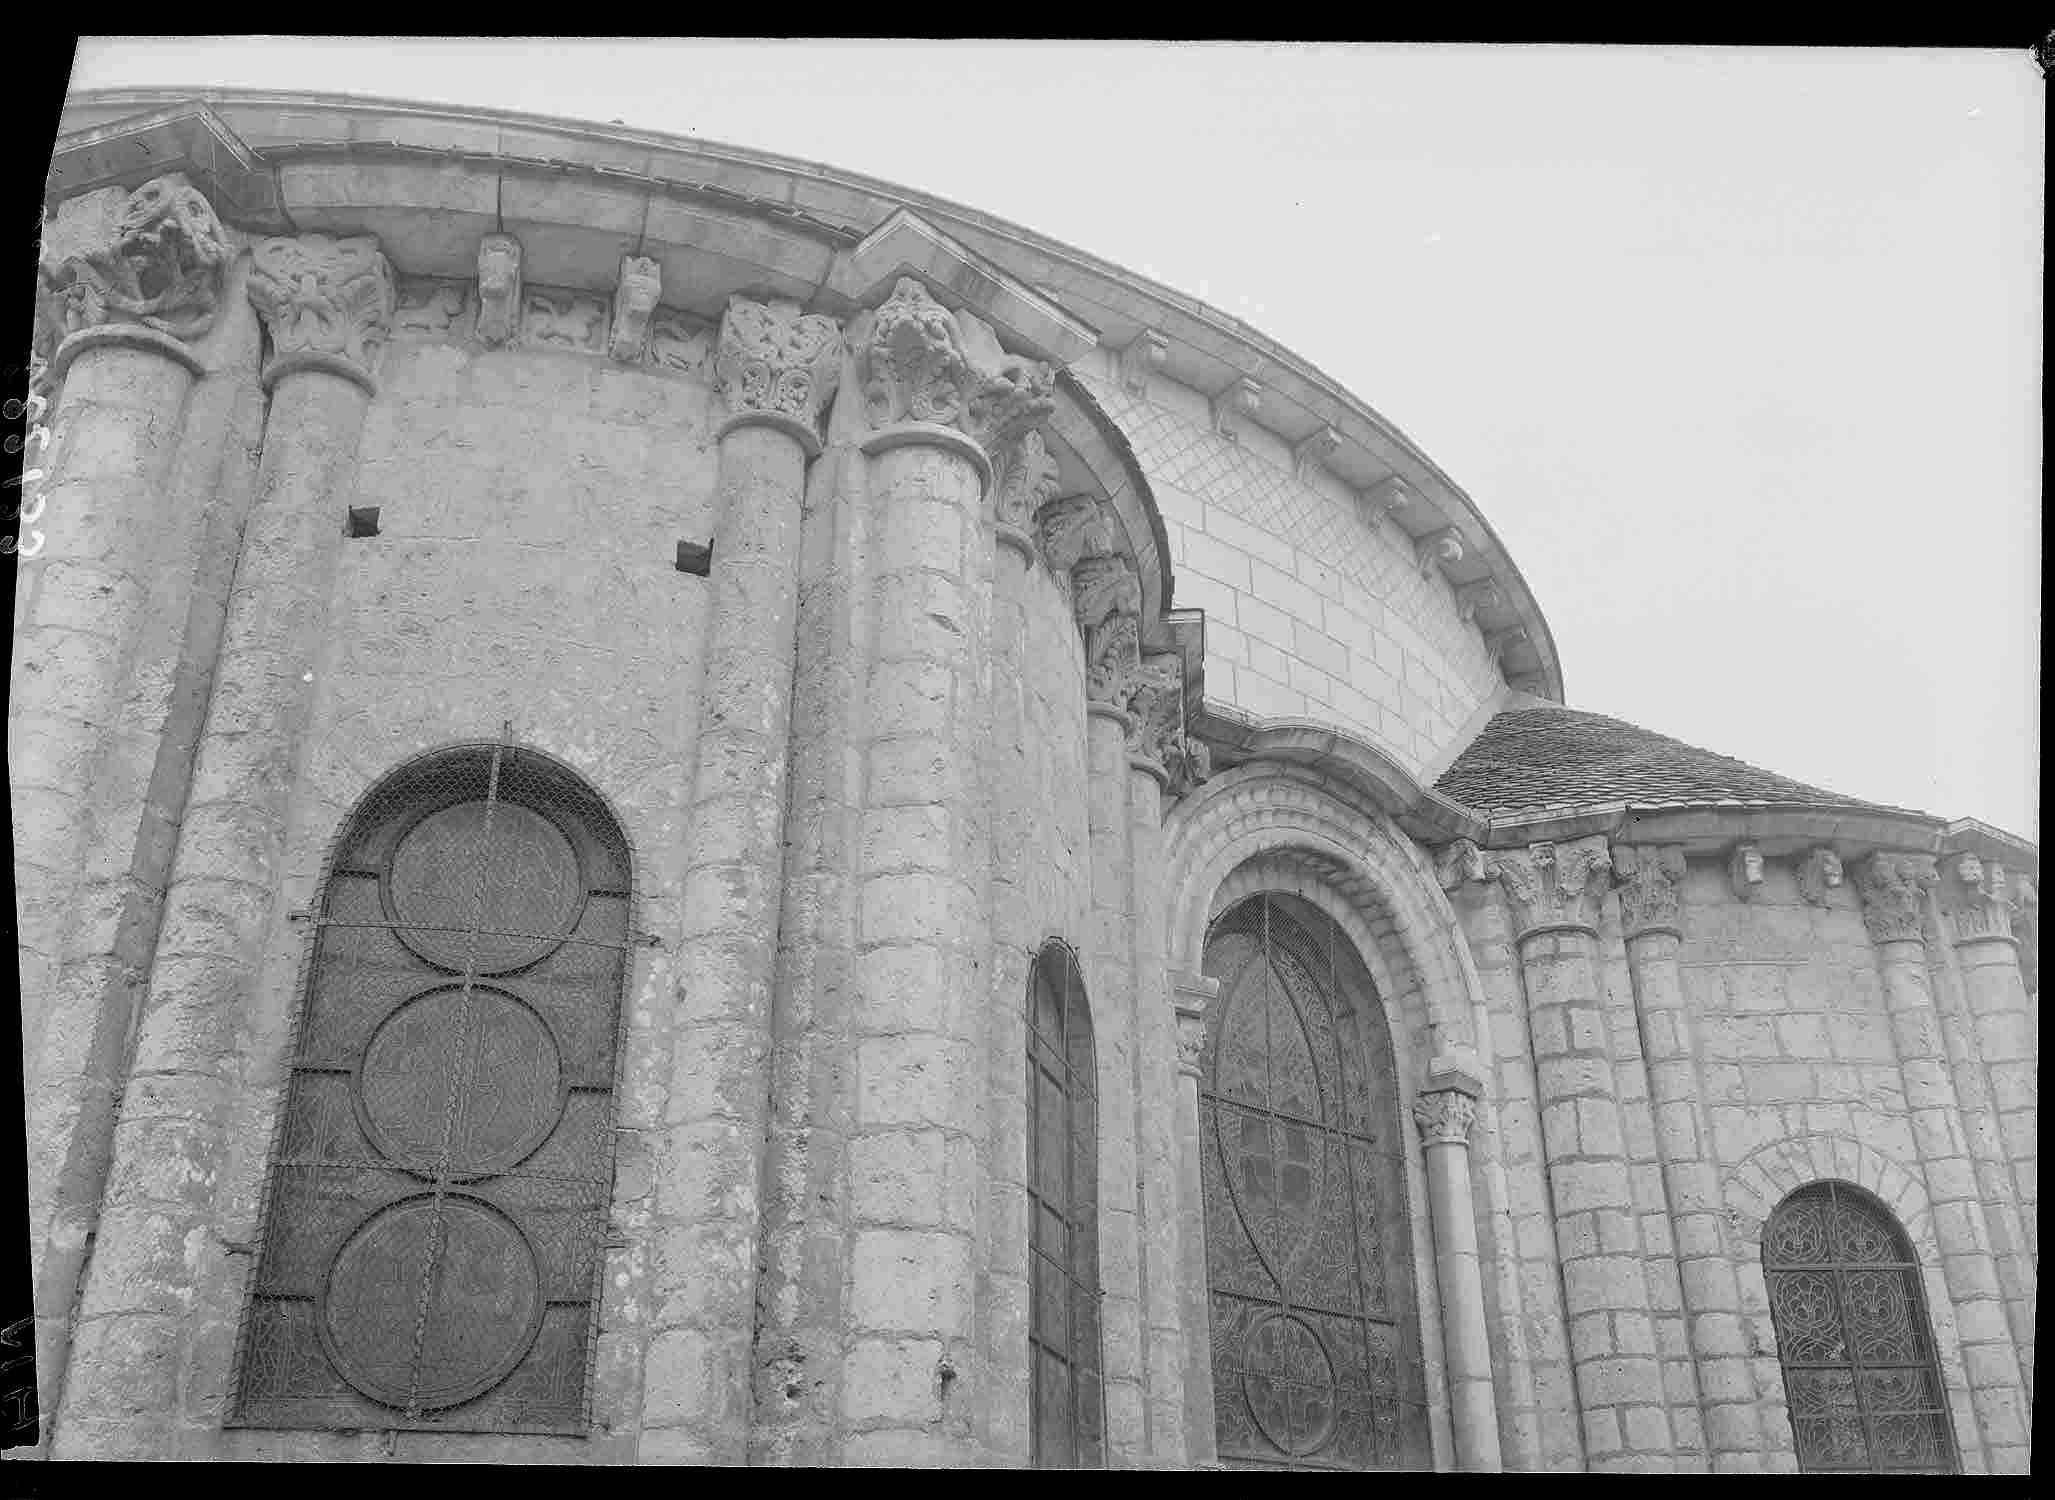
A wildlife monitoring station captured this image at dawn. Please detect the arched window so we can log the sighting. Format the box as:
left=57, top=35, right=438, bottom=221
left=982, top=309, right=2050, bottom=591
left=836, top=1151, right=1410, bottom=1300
left=1764, top=1181, right=1958, bottom=1473
left=1198, top=892, right=1428, bottom=1470
left=231, top=739, right=634, bottom=1435
left=1025, top=940, right=1104, bottom=1468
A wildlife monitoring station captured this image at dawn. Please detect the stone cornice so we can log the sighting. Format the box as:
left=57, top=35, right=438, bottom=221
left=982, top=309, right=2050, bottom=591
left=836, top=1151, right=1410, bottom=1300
left=50, top=86, right=1566, bottom=704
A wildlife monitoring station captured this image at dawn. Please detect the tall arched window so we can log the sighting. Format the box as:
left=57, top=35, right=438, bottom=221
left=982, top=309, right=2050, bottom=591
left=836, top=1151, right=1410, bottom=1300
left=1764, top=1181, right=1958, bottom=1473
left=1199, top=892, right=1428, bottom=1470
left=231, top=739, right=634, bottom=1435
left=1025, top=940, right=1104, bottom=1468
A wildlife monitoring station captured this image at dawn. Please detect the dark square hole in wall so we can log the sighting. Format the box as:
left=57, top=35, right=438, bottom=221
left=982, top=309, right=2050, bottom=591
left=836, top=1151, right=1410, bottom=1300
left=345, top=505, right=381, bottom=538
left=675, top=539, right=713, bottom=576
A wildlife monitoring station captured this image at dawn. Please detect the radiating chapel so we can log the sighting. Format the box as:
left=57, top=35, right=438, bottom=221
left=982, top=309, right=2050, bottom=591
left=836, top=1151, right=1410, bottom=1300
left=11, top=91, right=2036, bottom=1471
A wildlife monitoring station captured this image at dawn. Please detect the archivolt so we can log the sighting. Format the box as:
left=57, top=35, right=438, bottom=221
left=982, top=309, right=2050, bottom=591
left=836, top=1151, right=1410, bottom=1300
left=1161, top=760, right=1484, bottom=1070
left=1721, top=1132, right=1935, bottom=1260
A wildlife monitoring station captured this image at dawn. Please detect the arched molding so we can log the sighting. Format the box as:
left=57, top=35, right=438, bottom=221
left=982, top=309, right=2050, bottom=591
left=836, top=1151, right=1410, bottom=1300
left=1162, top=760, right=1486, bottom=1066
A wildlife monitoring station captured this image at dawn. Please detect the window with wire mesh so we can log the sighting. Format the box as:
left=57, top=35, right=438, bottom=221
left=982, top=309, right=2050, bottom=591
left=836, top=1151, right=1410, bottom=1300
left=1198, top=891, right=1430, bottom=1470
left=1764, top=1181, right=1958, bottom=1473
left=1025, top=940, right=1105, bottom=1468
left=229, top=739, right=634, bottom=1435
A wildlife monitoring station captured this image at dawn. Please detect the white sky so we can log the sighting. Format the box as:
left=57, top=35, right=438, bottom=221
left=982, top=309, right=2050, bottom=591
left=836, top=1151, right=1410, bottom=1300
left=65, top=39, right=2044, bottom=840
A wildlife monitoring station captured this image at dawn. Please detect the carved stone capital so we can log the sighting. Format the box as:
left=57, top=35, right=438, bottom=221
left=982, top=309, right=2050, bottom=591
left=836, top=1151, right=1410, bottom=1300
left=1417, top=527, right=1464, bottom=577
left=1614, top=843, right=1687, bottom=939
left=474, top=233, right=522, bottom=346
left=1413, top=1090, right=1480, bottom=1147
left=1728, top=842, right=1765, bottom=903
left=1856, top=852, right=1938, bottom=946
left=1125, top=652, right=1184, bottom=766
left=1072, top=554, right=1144, bottom=706
left=608, top=254, right=662, bottom=363
left=1119, top=327, right=1170, bottom=396
left=41, top=174, right=232, bottom=345
left=993, top=428, right=1062, bottom=536
left=1939, top=852, right=2014, bottom=944
left=1175, top=1004, right=1208, bottom=1078
left=715, top=294, right=843, bottom=434
left=1210, top=376, right=1262, bottom=440
left=1797, top=847, right=1845, bottom=906
left=963, top=354, right=1057, bottom=456
left=248, top=233, right=395, bottom=380
left=1036, top=492, right=1117, bottom=577
left=1487, top=837, right=1613, bottom=940
left=2013, top=877, right=2039, bottom=996
left=861, top=275, right=974, bottom=429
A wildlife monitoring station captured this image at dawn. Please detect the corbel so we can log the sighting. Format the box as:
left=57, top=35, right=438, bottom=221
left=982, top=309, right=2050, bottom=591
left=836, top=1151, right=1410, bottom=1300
left=1118, top=326, right=1170, bottom=397
left=1292, top=423, right=1341, bottom=481
left=1210, top=375, right=1262, bottom=441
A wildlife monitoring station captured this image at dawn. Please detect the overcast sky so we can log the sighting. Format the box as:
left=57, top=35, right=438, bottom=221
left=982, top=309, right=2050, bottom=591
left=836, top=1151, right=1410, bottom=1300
left=64, top=39, right=2044, bottom=839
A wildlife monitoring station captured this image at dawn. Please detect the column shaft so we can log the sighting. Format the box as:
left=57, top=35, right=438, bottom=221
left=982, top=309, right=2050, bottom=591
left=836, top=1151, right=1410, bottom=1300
left=53, top=359, right=373, bottom=1459
left=1170, top=979, right=1218, bottom=1468
left=1414, top=1081, right=1503, bottom=1471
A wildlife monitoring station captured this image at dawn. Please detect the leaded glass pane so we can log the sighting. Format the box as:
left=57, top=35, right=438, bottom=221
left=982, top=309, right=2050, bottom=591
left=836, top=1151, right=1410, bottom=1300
left=1200, top=894, right=1426, bottom=1470
left=1764, top=1181, right=1958, bottom=1473
left=230, top=738, right=634, bottom=1436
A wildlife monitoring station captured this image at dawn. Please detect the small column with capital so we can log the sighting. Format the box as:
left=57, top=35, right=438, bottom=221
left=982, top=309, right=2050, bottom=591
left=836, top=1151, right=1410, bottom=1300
left=1411, top=1052, right=1503, bottom=1472
left=1170, top=969, right=1219, bottom=1468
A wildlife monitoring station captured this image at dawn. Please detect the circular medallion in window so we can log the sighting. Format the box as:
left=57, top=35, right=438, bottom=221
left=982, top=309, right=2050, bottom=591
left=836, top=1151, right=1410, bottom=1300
left=1241, top=1311, right=1338, bottom=1458
left=320, top=1193, right=544, bottom=1412
left=357, top=985, right=565, bottom=1180
left=388, top=800, right=583, bottom=973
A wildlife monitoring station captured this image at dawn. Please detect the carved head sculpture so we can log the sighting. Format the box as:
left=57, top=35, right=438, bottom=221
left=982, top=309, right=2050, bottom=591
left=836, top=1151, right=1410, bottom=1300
left=47, top=173, right=232, bottom=343
left=618, top=257, right=661, bottom=320
left=1820, top=850, right=1844, bottom=887
left=1733, top=844, right=1765, bottom=886
left=478, top=235, right=521, bottom=298
left=965, top=353, right=1056, bottom=455
left=1955, top=852, right=1986, bottom=889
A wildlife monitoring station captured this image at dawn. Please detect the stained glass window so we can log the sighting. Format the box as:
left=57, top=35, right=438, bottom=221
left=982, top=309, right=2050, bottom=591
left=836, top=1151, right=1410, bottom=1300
left=1199, top=893, right=1429, bottom=1470
left=1764, top=1181, right=1958, bottom=1473
left=230, top=737, right=634, bottom=1435
left=1025, top=940, right=1104, bottom=1468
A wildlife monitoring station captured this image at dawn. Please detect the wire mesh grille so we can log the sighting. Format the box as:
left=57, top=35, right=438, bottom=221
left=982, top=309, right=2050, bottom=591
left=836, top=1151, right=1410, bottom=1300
left=1198, top=892, right=1429, bottom=1470
left=1764, top=1182, right=1959, bottom=1474
left=1025, top=940, right=1105, bottom=1469
left=230, top=732, right=635, bottom=1436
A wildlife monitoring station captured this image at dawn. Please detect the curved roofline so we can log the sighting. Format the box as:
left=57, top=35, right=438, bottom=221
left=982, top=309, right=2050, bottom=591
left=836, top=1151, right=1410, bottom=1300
left=50, top=85, right=1567, bottom=703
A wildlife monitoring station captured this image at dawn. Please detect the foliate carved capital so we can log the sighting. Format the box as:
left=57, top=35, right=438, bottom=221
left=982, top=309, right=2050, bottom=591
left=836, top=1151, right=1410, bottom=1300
left=608, top=255, right=662, bottom=363
left=1613, top=843, right=1687, bottom=938
left=964, top=354, right=1057, bottom=456
left=993, top=428, right=1062, bottom=533
left=1036, top=492, right=1117, bottom=577
left=1072, top=554, right=1144, bottom=706
left=715, top=294, right=843, bottom=432
left=2013, top=877, right=2039, bottom=997
left=248, top=234, right=396, bottom=375
left=1855, top=852, right=1938, bottom=946
left=1797, top=847, right=1845, bottom=906
left=862, top=276, right=974, bottom=428
left=1125, top=652, right=1185, bottom=765
left=475, top=233, right=522, bottom=346
left=1487, top=837, right=1612, bottom=939
left=1412, top=1089, right=1480, bottom=1147
left=1939, top=852, right=2014, bottom=944
left=41, top=174, right=232, bottom=345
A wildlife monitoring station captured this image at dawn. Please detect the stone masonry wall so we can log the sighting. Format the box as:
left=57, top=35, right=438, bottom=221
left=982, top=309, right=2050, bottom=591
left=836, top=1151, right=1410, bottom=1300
left=1074, top=356, right=1504, bottom=775
left=154, top=325, right=719, bottom=1460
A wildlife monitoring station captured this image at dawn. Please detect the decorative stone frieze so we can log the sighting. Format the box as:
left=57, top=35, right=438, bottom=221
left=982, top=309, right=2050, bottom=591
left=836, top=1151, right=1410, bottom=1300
left=523, top=289, right=608, bottom=353
left=1454, top=579, right=1503, bottom=625
left=993, top=428, right=1061, bottom=534
left=1939, top=851, right=2014, bottom=944
left=1412, top=1089, right=1481, bottom=1146
left=1417, top=526, right=1464, bottom=577
left=1434, top=837, right=1485, bottom=893
left=1796, top=846, right=1844, bottom=906
left=1855, top=852, right=1938, bottom=945
left=1613, top=843, right=1686, bottom=938
left=392, top=278, right=468, bottom=337
left=1292, top=423, right=1340, bottom=480
left=40, top=174, right=232, bottom=346
left=1728, top=842, right=1764, bottom=903
left=1210, top=375, right=1262, bottom=440
left=714, top=294, right=843, bottom=434
left=608, top=254, right=662, bottom=363
left=1036, top=491, right=1117, bottom=576
left=1486, top=837, right=1613, bottom=940
left=1118, top=327, right=1170, bottom=396
left=247, top=233, right=396, bottom=381
left=474, top=233, right=522, bottom=346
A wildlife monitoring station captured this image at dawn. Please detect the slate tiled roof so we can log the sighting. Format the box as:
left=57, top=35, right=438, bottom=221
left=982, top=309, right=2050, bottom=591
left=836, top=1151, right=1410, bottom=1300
left=1435, top=704, right=1932, bottom=821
